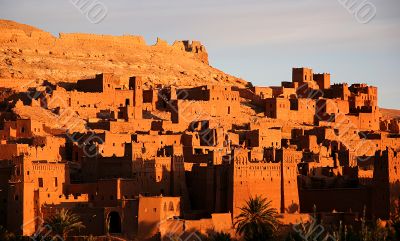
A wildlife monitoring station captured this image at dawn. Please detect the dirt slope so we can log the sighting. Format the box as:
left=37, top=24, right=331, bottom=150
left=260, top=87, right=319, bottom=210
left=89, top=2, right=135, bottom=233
left=0, top=19, right=248, bottom=88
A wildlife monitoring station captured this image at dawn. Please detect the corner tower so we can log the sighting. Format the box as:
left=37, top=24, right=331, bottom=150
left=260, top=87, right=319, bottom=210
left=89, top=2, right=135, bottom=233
left=129, top=76, right=143, bottom=120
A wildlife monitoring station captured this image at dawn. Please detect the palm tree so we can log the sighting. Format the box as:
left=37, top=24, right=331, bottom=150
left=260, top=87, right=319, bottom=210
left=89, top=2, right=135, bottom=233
left=234, top=195, right=281, bottom=241
left=43, top=208, right=85, bottom=240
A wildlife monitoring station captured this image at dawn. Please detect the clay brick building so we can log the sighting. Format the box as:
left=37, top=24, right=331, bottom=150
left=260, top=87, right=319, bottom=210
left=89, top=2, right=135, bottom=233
left=0, top=67, right=398, bottom=240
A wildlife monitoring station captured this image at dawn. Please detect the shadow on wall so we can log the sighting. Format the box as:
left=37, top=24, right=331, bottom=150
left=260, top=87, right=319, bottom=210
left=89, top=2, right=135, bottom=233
left=57, top=82, right=77, bottom=91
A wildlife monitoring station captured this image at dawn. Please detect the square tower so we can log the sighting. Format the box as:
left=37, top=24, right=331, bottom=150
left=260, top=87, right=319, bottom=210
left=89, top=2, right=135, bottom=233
left=313, top=73, right=331, bottom=90
left=265, top=98, right=291, bottom=120
left=101, top=73, right=115, bottom=92
left=292, top=68, right=313, bottom=83
left=373, top=149, right=400, bottom=219
left=129, top=76, right=143, bottom=119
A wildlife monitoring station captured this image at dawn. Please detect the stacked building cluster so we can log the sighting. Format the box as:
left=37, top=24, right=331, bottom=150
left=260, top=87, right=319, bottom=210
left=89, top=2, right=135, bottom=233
left=0, top=68, right=399, bottom=239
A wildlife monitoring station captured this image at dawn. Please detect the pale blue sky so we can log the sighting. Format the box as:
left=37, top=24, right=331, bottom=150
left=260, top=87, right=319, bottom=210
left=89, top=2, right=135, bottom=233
left=0, top=0, right=399, bottom=108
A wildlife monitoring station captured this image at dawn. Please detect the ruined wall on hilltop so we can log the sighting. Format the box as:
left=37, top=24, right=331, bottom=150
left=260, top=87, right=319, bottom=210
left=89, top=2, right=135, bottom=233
left=0, top=29, right=54, bottom=43
left=0, top=27, right=208, bottom=64
left=1, top=20, right=249, bottom=88
left=58, top=33, right=146, bottom=46
left=172, top=40, right=209, bottom=64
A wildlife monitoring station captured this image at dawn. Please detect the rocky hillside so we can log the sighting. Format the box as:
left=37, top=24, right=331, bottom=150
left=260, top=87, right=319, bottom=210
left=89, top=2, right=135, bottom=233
left=0, top=19, right=247, bottom=89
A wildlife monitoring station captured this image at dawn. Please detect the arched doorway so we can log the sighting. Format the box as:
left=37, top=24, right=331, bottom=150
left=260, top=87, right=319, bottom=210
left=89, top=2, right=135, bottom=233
left=107, top=211, right=122, bottom=233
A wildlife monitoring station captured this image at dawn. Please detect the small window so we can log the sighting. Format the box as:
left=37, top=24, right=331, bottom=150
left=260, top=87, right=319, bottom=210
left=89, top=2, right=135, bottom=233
left=38, top=178, right=43, bottom=188
left=169, top=201, right=174, bottom=211
left=54, top=177, right=58, bottom=187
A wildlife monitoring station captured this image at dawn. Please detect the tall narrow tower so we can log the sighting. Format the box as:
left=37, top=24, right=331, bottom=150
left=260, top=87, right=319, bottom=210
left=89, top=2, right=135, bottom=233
left=373, top=148, right=400, bottom=219
left=129, top=76, right=143, bottom=120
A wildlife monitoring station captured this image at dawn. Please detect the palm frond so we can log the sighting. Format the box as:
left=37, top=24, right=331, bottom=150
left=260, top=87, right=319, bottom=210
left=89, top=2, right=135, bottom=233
left=43, top=208, right=86, bottom=238
left=234, top=195, right=281, bottom=241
